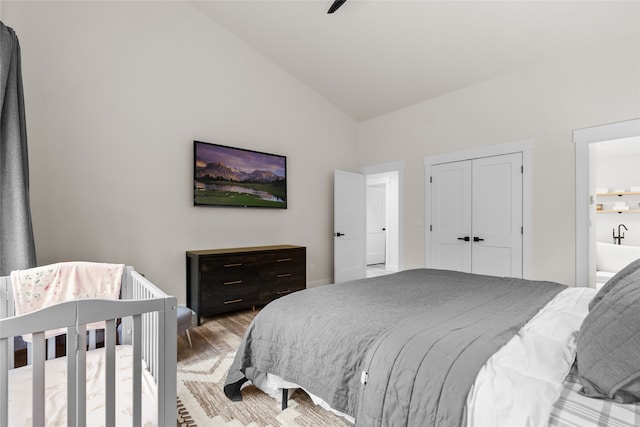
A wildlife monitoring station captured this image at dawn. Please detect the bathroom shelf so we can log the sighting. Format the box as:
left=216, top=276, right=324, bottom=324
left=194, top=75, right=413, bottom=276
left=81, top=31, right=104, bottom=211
left=596, top=191, right=640, bottom=196
left=596, top=190, right=639, bottom=213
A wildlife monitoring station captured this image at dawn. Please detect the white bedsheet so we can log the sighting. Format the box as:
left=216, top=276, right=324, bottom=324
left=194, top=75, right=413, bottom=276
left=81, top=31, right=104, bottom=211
left=8, top=345, right=157, bottom=427
left=466, top=287, right=596, bottom=427
left=251, top=371, right=356, bottom=423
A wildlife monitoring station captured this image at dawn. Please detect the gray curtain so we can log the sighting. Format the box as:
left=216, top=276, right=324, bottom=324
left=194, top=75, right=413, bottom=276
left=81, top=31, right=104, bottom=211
left=0, top=21, right=36, bottom=275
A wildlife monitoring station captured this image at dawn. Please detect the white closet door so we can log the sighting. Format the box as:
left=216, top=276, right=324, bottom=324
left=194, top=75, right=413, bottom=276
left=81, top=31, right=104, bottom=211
left=431, top=153, right=523, bottom=278
left=431, top=160, right=472, bottom=272
left=471, top=153, right=523, bottom=278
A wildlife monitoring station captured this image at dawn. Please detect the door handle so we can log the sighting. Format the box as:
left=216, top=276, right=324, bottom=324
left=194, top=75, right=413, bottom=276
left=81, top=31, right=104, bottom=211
left=335, top=232, right=345, bottom=237
left=473, top=237, right=485, bottom=242
left=457, top=237, right=470, bottom=241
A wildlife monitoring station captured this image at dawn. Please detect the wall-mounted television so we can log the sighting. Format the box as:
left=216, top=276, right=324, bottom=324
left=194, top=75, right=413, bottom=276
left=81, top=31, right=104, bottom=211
left=194, top=141, right=287, bottom=208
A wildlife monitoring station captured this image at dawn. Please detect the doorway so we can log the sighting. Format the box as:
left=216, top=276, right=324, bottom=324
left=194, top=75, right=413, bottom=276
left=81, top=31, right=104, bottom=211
left=590, top=138, right=640, bottom=289
left=333, top=162, right=404, bottom=283
left=574, top=118, right=640, bottom=288
left=361, top=162, right=403, bottom=279
left=366, top=171, right=399, bottom=277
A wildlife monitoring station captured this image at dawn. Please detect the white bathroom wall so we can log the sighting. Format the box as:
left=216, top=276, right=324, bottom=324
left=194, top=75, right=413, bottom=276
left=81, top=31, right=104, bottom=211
left=2, top=1, right=358, bottom=300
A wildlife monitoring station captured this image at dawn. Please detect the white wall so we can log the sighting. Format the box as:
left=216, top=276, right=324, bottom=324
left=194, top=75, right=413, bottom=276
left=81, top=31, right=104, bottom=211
left=4, top=1, right=639, bottom=292
left=357, top=39, right=640, bottom=285
left=2, top=1, right=358, bottom=300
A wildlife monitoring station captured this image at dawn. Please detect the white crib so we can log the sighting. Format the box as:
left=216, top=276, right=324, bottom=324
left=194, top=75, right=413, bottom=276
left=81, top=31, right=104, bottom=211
left=0, top=265, right=177, bottom=427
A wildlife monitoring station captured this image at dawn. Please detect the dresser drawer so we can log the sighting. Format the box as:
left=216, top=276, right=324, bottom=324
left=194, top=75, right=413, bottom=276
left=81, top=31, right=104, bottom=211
left=259, top=272, right=305, bottom=301
left=258, top=249, right=305, bottom=268
left=201, top=284, right=258, bottom=313
left=200, top=273, right=258, bottom=292
left=199, top=255, right=257, bottom=273
left=200, top=270, right=259, bottom=288
left=259, top=268, right=305, bottom=289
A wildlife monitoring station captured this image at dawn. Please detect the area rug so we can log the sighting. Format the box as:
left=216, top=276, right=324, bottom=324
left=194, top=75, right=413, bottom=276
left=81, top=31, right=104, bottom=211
left=177, top=352, right=351, bottom=426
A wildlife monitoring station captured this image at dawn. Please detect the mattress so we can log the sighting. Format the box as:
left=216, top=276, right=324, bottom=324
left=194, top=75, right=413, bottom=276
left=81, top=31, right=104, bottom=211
left=8, top=345, right=157, bottom=427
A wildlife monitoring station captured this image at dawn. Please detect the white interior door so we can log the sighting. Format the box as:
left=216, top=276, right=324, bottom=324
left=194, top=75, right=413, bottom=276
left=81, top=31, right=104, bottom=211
left=471, top=153, right=523, bottom=277
left=334, top=170, right=366, bottom=283
left=367, top=185, right=386, bottom=265
left=431, top=153, right=523, bottom=278
left=431, top=161, right=472, bottom=272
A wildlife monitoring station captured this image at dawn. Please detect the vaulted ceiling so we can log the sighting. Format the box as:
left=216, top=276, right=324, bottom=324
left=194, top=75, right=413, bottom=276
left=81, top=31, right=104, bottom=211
left=191, top=1, right=640, bottom=121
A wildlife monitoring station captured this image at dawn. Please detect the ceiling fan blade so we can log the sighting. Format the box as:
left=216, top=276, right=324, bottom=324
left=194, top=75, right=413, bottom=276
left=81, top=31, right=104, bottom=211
left=328, top=0, right=347, bottom=14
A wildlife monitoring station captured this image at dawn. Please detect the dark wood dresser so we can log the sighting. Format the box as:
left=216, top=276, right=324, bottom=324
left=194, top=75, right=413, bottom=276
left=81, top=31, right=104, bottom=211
left=186, top=245, right=306, bottom=325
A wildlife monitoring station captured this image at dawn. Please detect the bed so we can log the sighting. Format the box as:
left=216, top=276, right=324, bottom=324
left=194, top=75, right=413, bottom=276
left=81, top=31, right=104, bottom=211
left=0, top=263, right=177, bottom=427
left=224, top=264, right=640, bottom=426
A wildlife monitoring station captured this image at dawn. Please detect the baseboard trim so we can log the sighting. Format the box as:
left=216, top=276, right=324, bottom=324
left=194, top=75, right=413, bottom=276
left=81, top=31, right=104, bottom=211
left=307, top=279, right=333, bottom=288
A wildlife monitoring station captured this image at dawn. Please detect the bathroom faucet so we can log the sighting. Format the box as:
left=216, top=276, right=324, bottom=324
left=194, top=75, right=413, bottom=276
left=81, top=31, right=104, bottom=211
left=613, top=224, right=628, bottom=245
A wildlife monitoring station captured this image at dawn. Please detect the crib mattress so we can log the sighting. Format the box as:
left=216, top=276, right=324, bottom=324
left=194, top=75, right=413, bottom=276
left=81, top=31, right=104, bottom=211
left=8, top=345, right=157, bottom=427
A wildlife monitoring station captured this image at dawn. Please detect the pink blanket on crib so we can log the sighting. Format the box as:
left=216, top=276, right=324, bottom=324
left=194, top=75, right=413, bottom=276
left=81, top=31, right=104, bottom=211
left=10, top=262, right=124, bottom=340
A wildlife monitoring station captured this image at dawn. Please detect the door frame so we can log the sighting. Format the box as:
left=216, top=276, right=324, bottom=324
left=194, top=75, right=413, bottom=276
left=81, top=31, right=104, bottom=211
left=361, top=161, right=405, bottom=272
left=424, top=139, right=534, bottom=278
left=573, top=118, right=640, bottom=287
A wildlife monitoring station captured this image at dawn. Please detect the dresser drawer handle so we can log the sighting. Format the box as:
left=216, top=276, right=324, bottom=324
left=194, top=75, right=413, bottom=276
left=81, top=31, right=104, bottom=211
left=277, top=258, right=292, bottom=262
left=277, top=273, right=292, bottom=278
left=224, top=263, right=243, bottom=268
left=276, top=289, right=293, bottom=295
left=224, top=280, right=243, bottom=286
left=224, top=298, right=243, bottom=305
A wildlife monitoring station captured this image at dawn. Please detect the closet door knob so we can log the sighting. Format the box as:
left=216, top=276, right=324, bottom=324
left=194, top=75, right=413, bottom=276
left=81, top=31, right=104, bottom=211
left=473, top=237, right=485, bottom=242
left=457, top=236, right=470, bottom=241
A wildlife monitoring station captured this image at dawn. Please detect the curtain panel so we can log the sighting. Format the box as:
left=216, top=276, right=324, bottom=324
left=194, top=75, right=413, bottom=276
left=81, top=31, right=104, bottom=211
left=0, top=21, right=36, bottom=275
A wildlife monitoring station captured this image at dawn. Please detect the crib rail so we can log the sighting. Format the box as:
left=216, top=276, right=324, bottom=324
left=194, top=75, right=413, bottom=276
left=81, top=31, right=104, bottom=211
left=0, top=301, right=77, bottom=426
left=0, top=276, right=15, bottom=368
left=121, top=267, right=177, bottom=425
left=0, top=266, right=177, bottom=427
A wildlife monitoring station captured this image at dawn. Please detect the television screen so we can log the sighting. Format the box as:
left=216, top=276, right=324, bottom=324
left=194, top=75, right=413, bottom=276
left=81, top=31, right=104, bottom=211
left=194, top=141, right=287, bottom=208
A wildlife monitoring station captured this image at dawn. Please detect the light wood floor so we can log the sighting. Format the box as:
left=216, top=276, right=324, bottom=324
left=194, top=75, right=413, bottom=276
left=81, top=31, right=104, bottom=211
left=175, top=308, right=353, bottom=427
left=177, top=308, right=259, bottom=364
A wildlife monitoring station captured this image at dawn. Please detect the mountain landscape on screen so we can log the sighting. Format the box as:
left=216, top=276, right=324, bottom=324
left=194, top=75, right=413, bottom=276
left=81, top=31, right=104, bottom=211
left=196, top=160, right=283, bottom=184
left=194, top=141, right=287, bottom=208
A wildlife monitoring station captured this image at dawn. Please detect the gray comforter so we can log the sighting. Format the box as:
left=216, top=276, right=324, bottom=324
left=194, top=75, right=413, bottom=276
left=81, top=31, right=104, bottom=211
left=224, top=268, right=564, bottom=426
